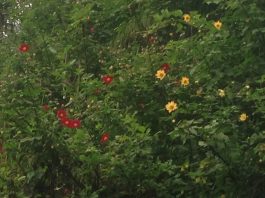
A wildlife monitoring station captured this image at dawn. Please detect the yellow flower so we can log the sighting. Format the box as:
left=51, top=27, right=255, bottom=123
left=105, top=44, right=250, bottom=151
left=239, top=113, right=248, bottom=122
left=183, top=14, right=191, bottom=23
left=155, top=69, right=166, bottom=80
left=218, top=89, right=225, bottom=97
left=165, top=101, right=178, bottom=113
left=214, top=20, right=222, bottom=30
left=181, top=76, right=190, bottom=86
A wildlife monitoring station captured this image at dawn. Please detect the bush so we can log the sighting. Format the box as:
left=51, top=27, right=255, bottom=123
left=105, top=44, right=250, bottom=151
left=0, top=0, right=265, bottom=197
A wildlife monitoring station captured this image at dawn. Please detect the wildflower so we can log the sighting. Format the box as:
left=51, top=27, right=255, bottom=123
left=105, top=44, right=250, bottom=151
left=102, top=75, right=113, bottom=85
left=161, top=63, right=170, bottom=73
left=239, top=113, right=248, bottom=122
left=166, top=101, right=178, bottom=113
left=214, top=20, right=222, bottom=30
left=60, top=117, right=72, bottom=127
left=181, top=76, right=190, bottom=86
left=100, top=133, right=110, bottom=144
left=19, top=43, right=30, bottom=52
left=155, top=69, right=166, bottom=80
left=183, top=14, right=191, bottom=23
left=218, top=89, right=225, bottom=97
left=59, top=116, right=81, bottom=128
left=56, top=109, right=67, bottom=119
left=71, top=119, right=81, bottom=128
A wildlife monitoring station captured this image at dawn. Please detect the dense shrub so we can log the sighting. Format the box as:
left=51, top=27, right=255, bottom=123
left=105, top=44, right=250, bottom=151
left=0, top=0, right=265, bottom=197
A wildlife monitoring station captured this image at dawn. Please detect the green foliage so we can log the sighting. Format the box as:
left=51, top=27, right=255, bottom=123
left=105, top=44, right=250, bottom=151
left=0, top=0, right=265, bottom=197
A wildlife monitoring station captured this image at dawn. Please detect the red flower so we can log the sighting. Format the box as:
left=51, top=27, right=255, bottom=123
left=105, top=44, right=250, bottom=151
left=56, top=109, right=67, bottom=119
left=19, top=43, right=30, bottom=52
left=100, top=133, right=110, bottom=144
left=161, top=63, right=170, bottom=72
left=60, top=117, right=72, bottom=127
left=102, top=75, right=113, bottom=85
left=42, top=104, right=49, bottom=111
left=71, top=119, right=81, bottom=128
left=60, top=118, right=81, bottom=129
